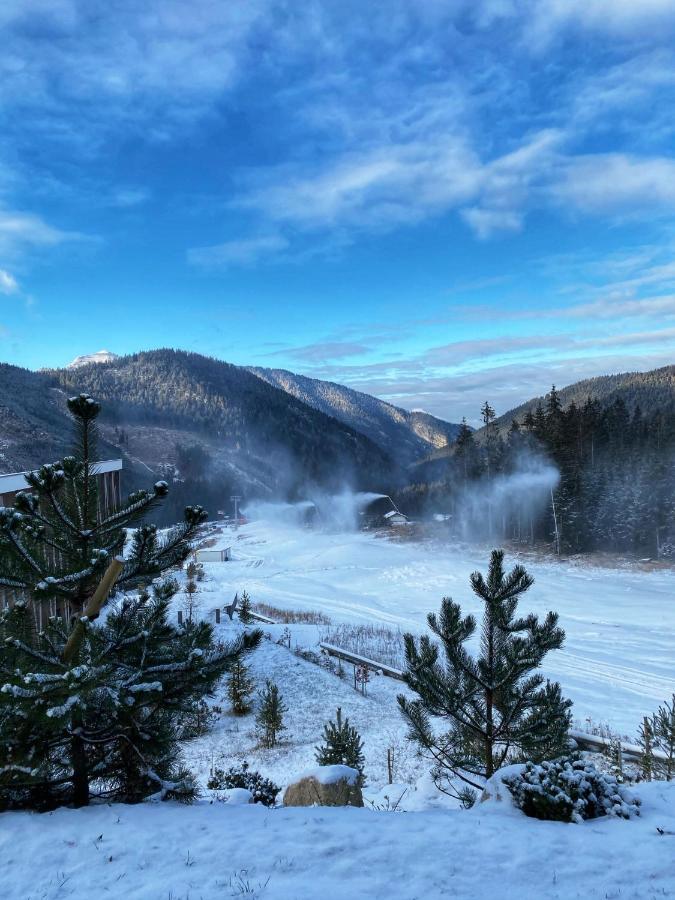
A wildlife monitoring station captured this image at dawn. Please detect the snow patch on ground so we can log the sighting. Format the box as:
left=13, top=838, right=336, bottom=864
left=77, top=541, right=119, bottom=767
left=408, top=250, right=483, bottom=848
left=294, top=764, right=359, bottom=785
left=3, top=783, right=675, bottom=899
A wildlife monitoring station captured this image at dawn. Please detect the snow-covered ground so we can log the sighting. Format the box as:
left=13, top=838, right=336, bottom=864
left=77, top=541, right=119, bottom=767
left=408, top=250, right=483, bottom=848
left=3, top=516, right=675, bottom=900
left=183, top=634, right=429, bottom=798
left=195, top=519, right=675, bottom=738
left=5, top=781, right=675, bottom=900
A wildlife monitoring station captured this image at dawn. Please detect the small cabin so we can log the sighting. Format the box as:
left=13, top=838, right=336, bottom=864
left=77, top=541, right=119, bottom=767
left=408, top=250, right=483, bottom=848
left=383, top=510, right=408, bottom=526
left=358, top=494, right=407, bottom=529
left=196, top=547, right=231, bottom=563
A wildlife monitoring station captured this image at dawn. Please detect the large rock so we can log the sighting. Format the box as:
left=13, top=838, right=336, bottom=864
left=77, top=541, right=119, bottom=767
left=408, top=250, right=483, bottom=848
left=283, top=765, right=364, bottom=808
left=480, top=764, right=526, bottom=808
left=224, top=788, right=254, bottom=805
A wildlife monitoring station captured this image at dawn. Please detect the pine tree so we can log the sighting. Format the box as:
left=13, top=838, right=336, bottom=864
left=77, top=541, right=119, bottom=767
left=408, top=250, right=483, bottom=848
left=255, top=680, right=287, bottom=748
left=315, top=706, right=365, bottom=786
left=238, top=590, right=253, bottom=625
left=637, top=716, right=655, bottom=781
left=182, top=569, right=201, bottom=623
left=0, top=579, right=260, bottom=810
left=644, top=696, right=675, bottom=781
left=0, top=394, right=262, bottom=810
left=0, top=394, right=205, bottom=621
left=227, top=660, right=255, bottom=715
left=454, top=418, right=478, bottom=482
left=398, top=549, right=571, bottom=799
left=480, top=401, right=499, bottom=537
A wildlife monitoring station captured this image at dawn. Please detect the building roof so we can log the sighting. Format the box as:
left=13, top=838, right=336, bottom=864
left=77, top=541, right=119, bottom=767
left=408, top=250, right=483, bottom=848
left=0, top=459, right=123, bottom=494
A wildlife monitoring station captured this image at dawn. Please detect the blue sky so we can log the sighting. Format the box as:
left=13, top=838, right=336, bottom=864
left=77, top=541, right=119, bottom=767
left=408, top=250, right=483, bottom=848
left=2, top=1, right=675, bottom=423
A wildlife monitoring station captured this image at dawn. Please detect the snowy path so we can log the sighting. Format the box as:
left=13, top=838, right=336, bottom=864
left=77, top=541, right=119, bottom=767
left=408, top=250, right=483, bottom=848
left=200, top=522, right=675, bottom=736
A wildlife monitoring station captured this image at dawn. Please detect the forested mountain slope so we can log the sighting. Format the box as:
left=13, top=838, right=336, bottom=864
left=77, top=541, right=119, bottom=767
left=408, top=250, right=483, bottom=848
left=493, top=365, right=675, bottom=433
left=0, top=363, right=123, bottom=472
left=250, top=367, right=461, bottom=465
left=404, top=368, right=675, bottom=557
left=48, top=350, right=397, bottom=508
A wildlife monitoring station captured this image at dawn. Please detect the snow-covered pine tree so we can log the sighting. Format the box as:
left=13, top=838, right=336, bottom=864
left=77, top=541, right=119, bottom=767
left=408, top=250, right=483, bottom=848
left=652, top=695, right=675, bottom=781
left=182, top=566, right=201, bottom=624
left=227, top=660, right=255, bottom=715
left=637, top=716, right=655, bottom=781
left=0, top=394, right=262, bottom=810
left=0, top=576, right=261, bottom=810
left=238, top=590, right=253, bottom=625
left=640, top=697, right=675, bottom=781
left=398, top=549, right=571, bottom=800
left=315, top=706, right=365, bottom=785
left=0, top=394, right=206, bottom=622
left=255, top=680, right=286, bottom=748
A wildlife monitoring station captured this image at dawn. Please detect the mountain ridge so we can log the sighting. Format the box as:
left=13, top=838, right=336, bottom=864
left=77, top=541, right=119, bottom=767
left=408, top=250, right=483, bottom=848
left=250, top=367, right=461, bottom=466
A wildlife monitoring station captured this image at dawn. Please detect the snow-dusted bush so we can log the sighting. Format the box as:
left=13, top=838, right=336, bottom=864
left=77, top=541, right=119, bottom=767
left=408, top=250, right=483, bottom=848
left=503, top=757, right=640, bottom=823
left=207, top=762, right=280, bottom=807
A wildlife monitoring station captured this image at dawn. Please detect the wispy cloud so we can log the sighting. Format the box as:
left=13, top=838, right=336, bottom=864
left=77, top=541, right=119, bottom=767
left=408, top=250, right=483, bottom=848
left=265, top=340, right=372, bottom=363
left=187, top=234, right=289, bottom=268
left=0, top=268, right=18, bottom=295
left=314, top=349, right=675, bottom=423
left=0, top=208, right=87, bottom=258
left=555, top=154, right=675, bottom=215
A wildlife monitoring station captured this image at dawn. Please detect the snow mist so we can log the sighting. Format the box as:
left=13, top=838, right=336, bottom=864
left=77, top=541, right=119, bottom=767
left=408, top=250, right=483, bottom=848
left=244, top=491, right=389, bottom=532
left=453, top=454, right=560, bottom=544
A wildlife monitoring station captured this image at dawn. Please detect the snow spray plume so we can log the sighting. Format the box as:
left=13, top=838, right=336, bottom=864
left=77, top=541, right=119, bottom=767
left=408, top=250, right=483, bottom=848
left=243, top=490, right=389, bottom=533
left=455, top=452, right=560, bottom=544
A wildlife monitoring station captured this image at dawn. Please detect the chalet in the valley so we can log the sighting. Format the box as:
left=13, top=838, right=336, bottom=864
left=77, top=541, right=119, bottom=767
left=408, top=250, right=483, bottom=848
left=358, top=494, right=408, bottom=529
left=0, top=459, right=123, bottom=624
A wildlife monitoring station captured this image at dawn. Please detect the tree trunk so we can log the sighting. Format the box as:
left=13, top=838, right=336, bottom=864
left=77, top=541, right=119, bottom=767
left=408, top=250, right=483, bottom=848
left=70, top=719, right=89, bottom=807
left=485, top=617, right=495, bottom=779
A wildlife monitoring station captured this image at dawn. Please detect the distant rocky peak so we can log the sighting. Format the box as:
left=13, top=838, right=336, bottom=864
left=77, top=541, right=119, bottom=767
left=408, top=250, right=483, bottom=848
left=67, top=350, right=120, bottom=369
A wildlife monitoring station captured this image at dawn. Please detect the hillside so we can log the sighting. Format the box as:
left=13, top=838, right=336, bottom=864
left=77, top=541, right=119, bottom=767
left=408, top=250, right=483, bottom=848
left=405, top=363, right=675, bottom=556
left=48, top=350, right=397, bottom=507
left=493, top=364, right=675, bottom=433
left=419, top=364, right=675, bottom=463
left=0, top=363, right=126, bottom=473
left=251, top=367, right=461, bottom=464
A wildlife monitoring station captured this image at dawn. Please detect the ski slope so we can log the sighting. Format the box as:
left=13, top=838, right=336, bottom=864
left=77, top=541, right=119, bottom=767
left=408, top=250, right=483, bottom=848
left=201, top=520, right=675, bottom=737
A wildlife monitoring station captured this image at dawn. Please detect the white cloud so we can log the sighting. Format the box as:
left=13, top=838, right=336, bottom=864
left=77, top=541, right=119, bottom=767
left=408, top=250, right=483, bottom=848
left=233, top=128, right=564, bottom=246
left=237, top=139, right=483, bottom=232
left=266, top=340, right=372, bottom=363
left=0, top=1, right=271, bottom=140
left=556, top=154, right=675, bottom=215
left=317, top=348, right=675, bottom=423
left=461, top=207, right=522, bottom=239
left=111, top=188, right=149, bottom=208
left=187, top=234, right=289, bottom=268
left=0, top=268, right=18, bottom=295
left=526, top=0, right=675, bottom=47
left=0, top=208, right=86, bottom=258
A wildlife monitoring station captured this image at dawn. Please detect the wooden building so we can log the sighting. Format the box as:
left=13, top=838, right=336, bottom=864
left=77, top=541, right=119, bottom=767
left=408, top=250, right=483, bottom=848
left=358, top=494, right=407, bottom=529
left=0, top=459, right=123, bottom=625
left=196, top=547, right=231, bottom=563
left=0, top=458, right=122, bottom=518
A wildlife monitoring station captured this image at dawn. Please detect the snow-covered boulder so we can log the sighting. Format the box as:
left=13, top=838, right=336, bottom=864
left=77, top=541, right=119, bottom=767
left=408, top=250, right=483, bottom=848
left=223, top=788, right=254, bottom=805
left=283, top=765, right=363, bottom=808
left=480, top=764, right=526, bottom=809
